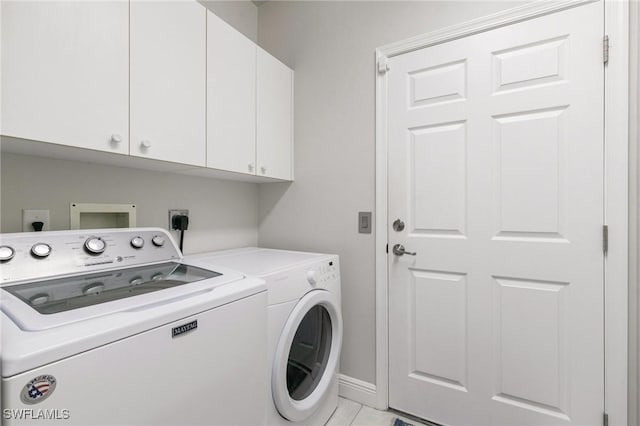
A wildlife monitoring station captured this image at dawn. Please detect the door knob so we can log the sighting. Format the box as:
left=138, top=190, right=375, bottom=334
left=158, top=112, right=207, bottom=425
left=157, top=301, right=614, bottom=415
left=393, top=244, right=416, bottom=256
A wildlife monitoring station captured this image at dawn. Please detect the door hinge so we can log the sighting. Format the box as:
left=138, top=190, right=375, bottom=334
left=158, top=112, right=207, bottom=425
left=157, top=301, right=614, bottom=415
left=603, top=412, right=609, bottom=426
left=603, top=35, right=610, bottom=65
left=378, top=56, right=389, bottom=74
left=603, top=225, right=609, bottom=255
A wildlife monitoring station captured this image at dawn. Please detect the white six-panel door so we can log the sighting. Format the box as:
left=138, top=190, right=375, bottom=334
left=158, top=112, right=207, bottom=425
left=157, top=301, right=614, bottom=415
left=388, top=3, right=604, bottom=425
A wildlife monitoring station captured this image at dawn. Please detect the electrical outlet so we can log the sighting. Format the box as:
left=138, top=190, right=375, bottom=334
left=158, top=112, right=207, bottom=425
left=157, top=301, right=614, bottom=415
left=168, top=209, right=189, bottom=230
left=22, top=209, right=50, bottom=232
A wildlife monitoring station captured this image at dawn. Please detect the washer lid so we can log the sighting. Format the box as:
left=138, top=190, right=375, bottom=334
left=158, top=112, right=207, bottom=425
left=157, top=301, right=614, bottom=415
left=5, top=262, right=219, bottom=315
left=0, top=262, right=246, bottom=331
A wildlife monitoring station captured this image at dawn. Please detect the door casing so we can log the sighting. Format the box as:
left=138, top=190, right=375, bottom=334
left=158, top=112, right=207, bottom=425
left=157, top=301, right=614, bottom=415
left=374, top=0, right=629, bottom=423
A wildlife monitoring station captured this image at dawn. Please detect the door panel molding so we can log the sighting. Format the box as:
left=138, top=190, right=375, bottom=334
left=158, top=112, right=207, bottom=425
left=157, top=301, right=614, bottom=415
left=375, top=2, right=629, bottom=425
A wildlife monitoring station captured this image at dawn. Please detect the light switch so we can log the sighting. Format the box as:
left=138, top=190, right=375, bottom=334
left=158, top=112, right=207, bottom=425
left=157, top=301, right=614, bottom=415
left=358, top=212, right=372, bottom=234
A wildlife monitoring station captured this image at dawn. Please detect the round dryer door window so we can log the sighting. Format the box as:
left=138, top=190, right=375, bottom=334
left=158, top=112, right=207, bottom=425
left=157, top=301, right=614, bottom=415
left=272, top=290, right=342, bottom=422
left=287, top=304, right=332, bottom=400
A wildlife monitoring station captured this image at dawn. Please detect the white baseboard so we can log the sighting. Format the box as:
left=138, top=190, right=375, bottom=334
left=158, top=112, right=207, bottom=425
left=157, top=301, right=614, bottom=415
left=338, top=374, right=378, bottom=408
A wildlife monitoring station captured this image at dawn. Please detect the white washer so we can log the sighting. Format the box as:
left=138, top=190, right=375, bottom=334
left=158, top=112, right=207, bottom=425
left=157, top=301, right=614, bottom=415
left=1, top=228, right=268, bottom=426
left=186, top=248, right=342, bottom=426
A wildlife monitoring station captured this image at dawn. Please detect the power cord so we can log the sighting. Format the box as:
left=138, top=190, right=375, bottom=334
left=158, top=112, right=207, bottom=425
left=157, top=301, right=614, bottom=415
left=171, top=214, right=189, bottom=252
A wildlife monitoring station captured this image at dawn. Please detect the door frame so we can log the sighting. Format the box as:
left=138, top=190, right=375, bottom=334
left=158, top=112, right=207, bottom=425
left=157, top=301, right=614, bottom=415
left=374, top=1, right=629, bottom=424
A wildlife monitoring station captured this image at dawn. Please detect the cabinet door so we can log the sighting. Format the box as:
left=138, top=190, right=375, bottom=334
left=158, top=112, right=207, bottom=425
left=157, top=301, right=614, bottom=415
left=257, top=48, right=293, bottom=180
left=207, top=12, right=257, bottom=175
left=130, top=1, right=206, bottom=166
left=1, top=1, right=129, bottom=154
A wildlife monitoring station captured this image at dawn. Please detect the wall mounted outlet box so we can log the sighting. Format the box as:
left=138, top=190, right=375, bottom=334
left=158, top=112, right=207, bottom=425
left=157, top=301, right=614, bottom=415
left=22, top=209, right=50, bottom=232
left=168, top=209, right=189, bottom=230
left=70, top=203, right=136, bottom=229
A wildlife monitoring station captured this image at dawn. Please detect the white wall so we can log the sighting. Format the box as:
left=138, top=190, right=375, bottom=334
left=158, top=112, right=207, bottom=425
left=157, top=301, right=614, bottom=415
left=257, top=0, right=527, bottom=385
left=0, top=153, right=259, bottom=254
left=199, top=0, right=257, bottom=42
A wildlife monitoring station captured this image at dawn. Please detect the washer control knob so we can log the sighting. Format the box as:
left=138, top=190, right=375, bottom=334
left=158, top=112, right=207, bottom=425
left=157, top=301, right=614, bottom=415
left=0, top=245, right=15, bottom=262
left=152, top=236, right=165, bottom=247
left=31, top=243, right=52, bottom=258
left=85, top=237, right=106, bottom=254
left=306, top=270, right=318, bottom=286
left=130, top=236, right=145, bottom=249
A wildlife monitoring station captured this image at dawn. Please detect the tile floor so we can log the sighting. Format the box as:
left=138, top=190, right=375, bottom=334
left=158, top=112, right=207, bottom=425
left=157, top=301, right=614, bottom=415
left=326, top=398, right=429, bottom=426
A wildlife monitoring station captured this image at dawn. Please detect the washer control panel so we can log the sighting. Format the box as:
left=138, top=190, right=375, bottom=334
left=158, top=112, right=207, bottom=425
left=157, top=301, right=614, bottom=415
left=0, top=228, right=180, bottom=285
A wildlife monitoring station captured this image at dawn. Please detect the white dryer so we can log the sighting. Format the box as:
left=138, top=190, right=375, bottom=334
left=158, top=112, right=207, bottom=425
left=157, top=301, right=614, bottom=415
left=186, top=248, right=342, bottom=426
left=1, top=228, right=268, bottom=426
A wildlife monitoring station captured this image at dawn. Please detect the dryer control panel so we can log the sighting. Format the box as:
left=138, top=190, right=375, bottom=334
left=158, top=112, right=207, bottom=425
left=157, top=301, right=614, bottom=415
left=0, top=228, right=181, bottom=285
left=306, top=260, right=339, bottom=286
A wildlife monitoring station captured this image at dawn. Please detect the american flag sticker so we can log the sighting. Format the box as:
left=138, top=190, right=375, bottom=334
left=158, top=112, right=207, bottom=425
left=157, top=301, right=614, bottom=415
left=20, top=375, right=57, bottom=405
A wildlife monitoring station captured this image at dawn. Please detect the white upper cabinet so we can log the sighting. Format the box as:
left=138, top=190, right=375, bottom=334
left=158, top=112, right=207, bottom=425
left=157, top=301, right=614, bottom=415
left=1, top=2, right=293, bottom=182
left=130, top=1, right=206, bottom=166
left=1, top=1, right=129, bottom=154
left=257, top=48, right=294, bottom=180
left=207, top=11, right=257, bottom=175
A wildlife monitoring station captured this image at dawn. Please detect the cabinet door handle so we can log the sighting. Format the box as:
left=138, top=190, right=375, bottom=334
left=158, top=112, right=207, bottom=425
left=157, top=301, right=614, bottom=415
left=248, top=163, right=254, bottom=172
left=260, top=166, right=267, bottom=174
left=140, top=140, right=151, bottom=149
left=111, top=134, right=122, bottom=144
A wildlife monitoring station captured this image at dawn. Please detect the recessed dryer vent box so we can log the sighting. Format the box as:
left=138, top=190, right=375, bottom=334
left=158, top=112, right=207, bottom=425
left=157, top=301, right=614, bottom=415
left=70, top=203, right=136, bottom=230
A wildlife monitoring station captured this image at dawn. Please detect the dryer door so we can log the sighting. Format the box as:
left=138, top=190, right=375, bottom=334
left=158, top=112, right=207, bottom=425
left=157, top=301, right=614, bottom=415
left=272, top=289, right=342, bottom=421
